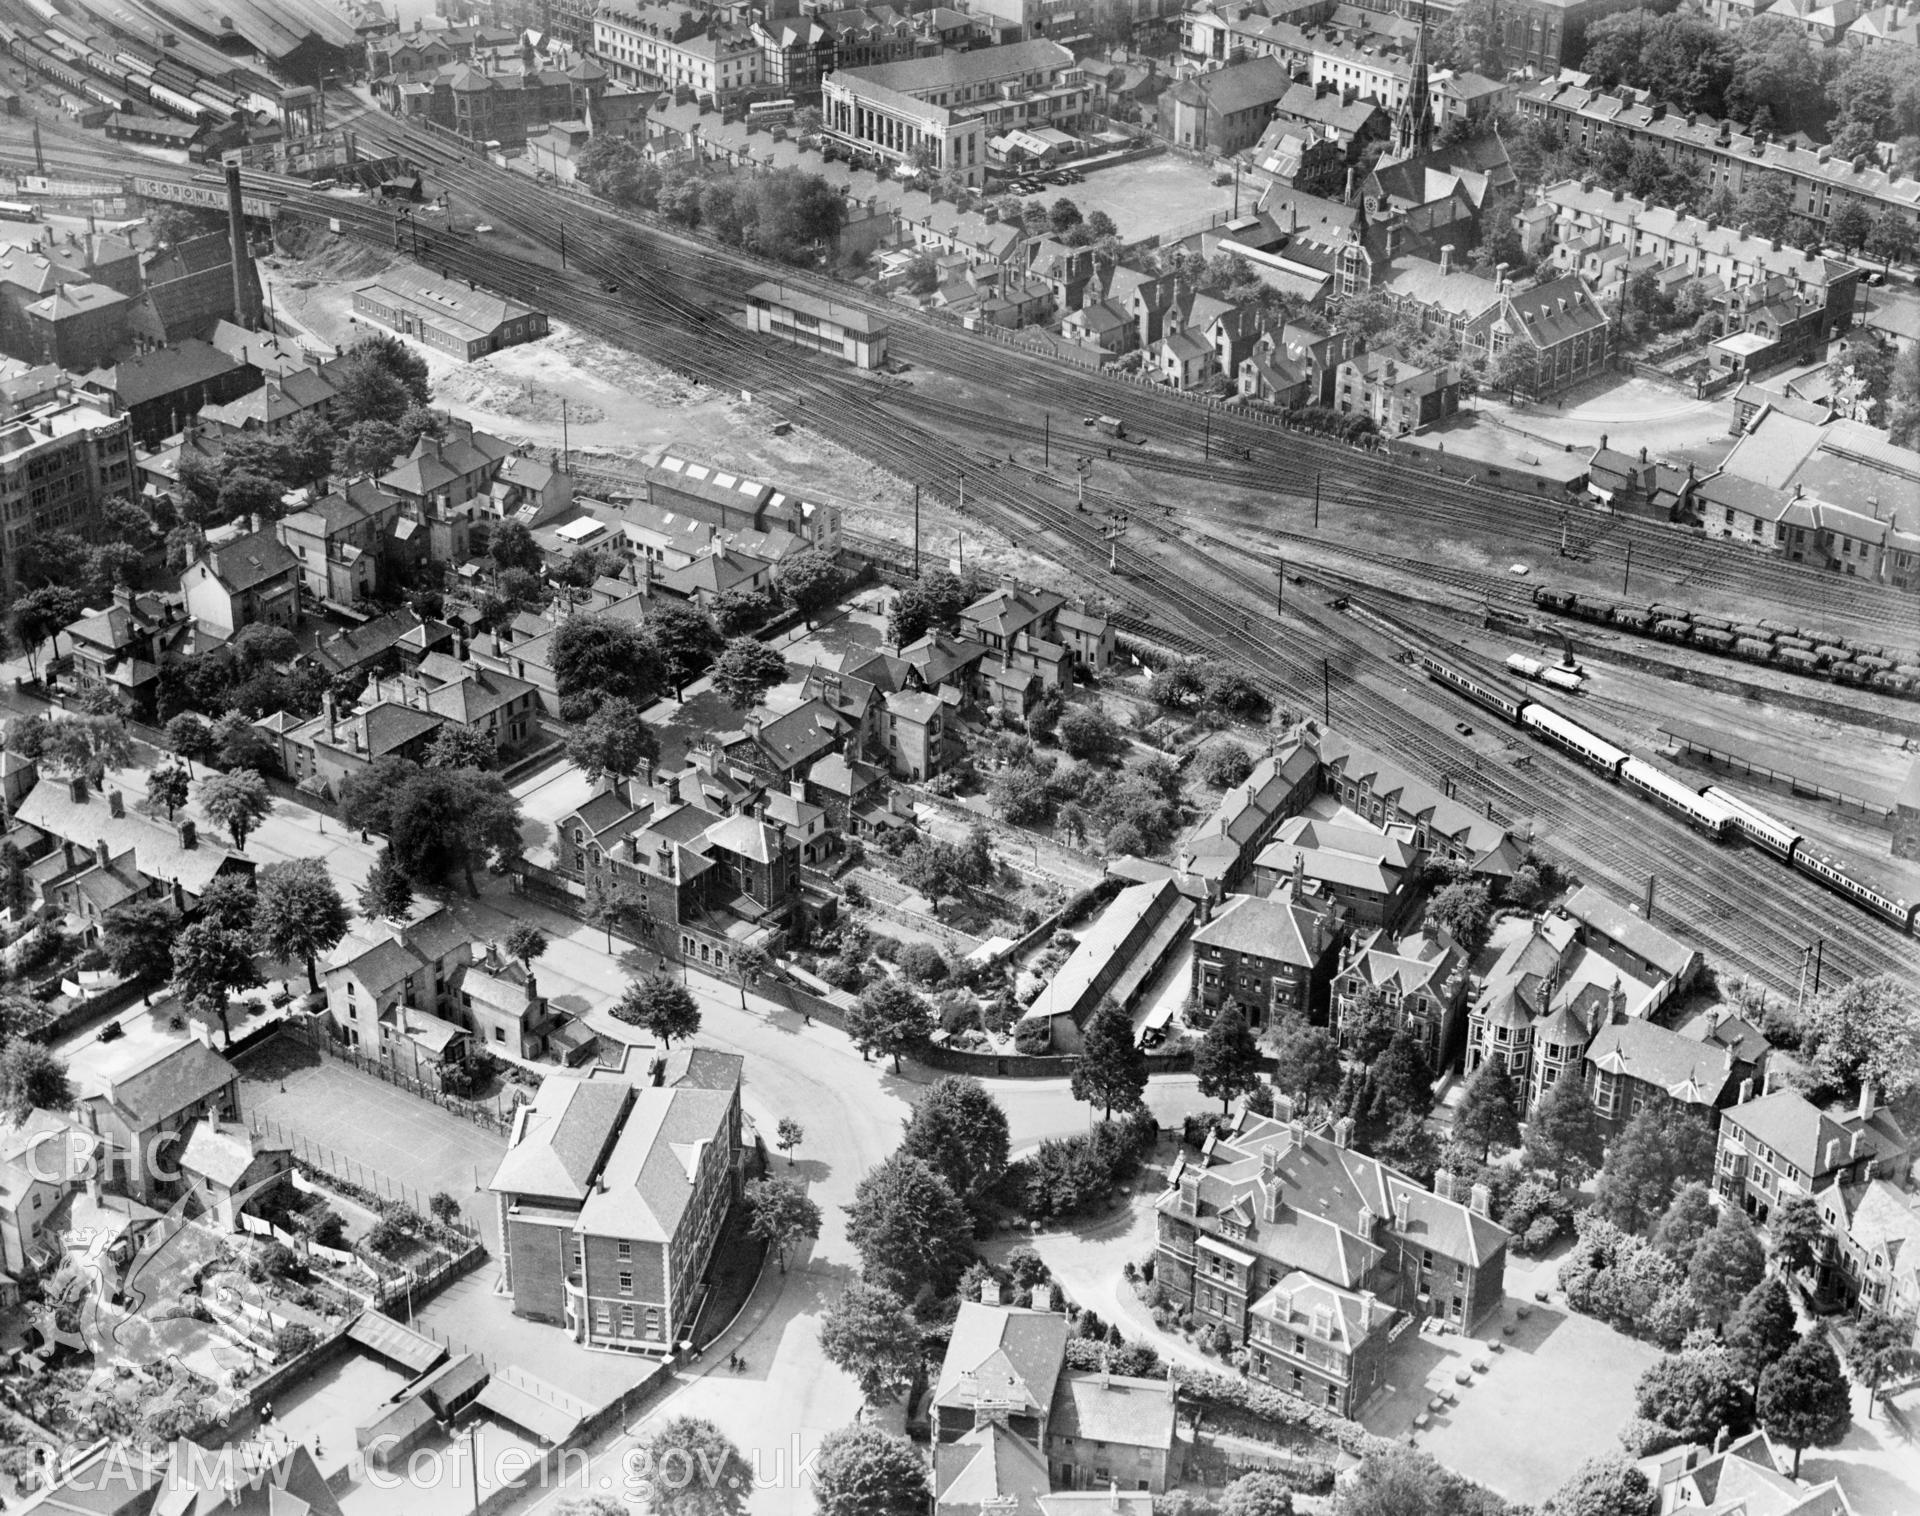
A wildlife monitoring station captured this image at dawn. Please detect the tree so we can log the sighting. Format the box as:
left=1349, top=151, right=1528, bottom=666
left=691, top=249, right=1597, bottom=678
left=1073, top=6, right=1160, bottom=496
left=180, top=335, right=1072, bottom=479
left=1593, top=1106, right=1716, bottom=1235
left=812, top=1426, right=929, bottom=1516
left=710, top=637, right=789, bottom=712
left=1344, top=986, right=1401, bottom=1063
left=165, top=712, right=216, bottom=773
left=1220, top=1474, right=1292, bottom=1516
left=551, top=614, right=661, bottom=720
left=628, top=1416, right=748, bottom=1516
left=1269, top=1020, right=1342, bottom=1114
left=1332, top=1446, right=1506, bottom=1516
left=335, top=418, right=410, bottom=479
left=253, top=858, right=350, bottom=993
left=1427, top=880, right=1493, bottom=959
left=844, top=1151, right=972, bottom=1300
left=1199, top=743, right=1254, bottom=789
left=1725, top=1277, right=1800, bottom=1390
left=565, top=698, right=659, bottom=783
left=613, top=973, right=702, bottom=1049
left=388, top=768, right=524, bottom=895
left=43, top=715, right=134, bottom=787
left=1735, top=176, right=1797, bottom=242
left=337, top=332, right=430, bottom=416
left=0, top=1039, right=71, bottom=1121
left=1757, top=1337, right=1852, bottom=1476
left=1366, top=1030, right=1436, bottom=1135
left=1830, top=200, right=1873, bottom=255
left=902, top=1076, right=1010, bottom=1212
left=146, top=765, right=191, bottom=821
left=197, top=770, right=272, bottom=851
left=746, top=1176, right=821, bottom=1273
left=100, top=899, right=180, bottom=982
left=847, top=980, right=934, bottom=1072
left=1485, top=344, right=1538, bottom=402
left=1847, top=1310, right=1917, bottom=1419
left=424, top=725, right=497, bottom=772
left=1548, top=1455, right=1652, bottom=1516
left=1057, top=706, right=1125, bottom=763
left=199, top=874, right=259, bottom=935
left=504, top=925, right=549, bottom=967
left=1070, top=999, right=1149, bottom=1119
left=1867, top=204, right=1916, bottom=268
left=1688, top=1206, right=1766, bottom=1329
left=488, top=520, right=545, bottom=578
left=1526, top=1067, right=1606, bottom=1184
left=578, top=870, right=649, bottom=954
left=1800, top=974, right=1920, bottom=1098
left=1048, top=196, right=1083, bottom=236
left=172, top=919, right=261, bottom=1044
left=9, top=586, right=83, bottom=678
left=644, top=600, right=719, bottom=699
left=819, top=1282, right=922, bottom=1401
left=773, top=549, right=846, bottom=627
left=358, top=846, right=414, bottom=923
left=0, top=842, right=31, bottom=923
left=776, top=1117, right=803, bottom=1165
left=1195, top=1009, right=1262, bottom=1114
left=1634, top=1342, right=1751, bottom=1447
left=1654, top=1183, right=1720, bottom=1263
left=1454, top=1057, right=1522, bottom=1160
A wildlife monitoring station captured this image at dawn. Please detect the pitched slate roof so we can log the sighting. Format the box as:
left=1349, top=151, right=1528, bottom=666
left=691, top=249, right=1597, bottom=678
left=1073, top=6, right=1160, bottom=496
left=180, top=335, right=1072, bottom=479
left=576, top=1084, right=737, bottom=1242
left=933, top=1423, right=1049, bottom=1516
left=201, top=531, right=298, bottom=594
left=490, top=1077, right=632, bottom=1201
left=1722, top=1089, right=1861, bottom=1177
left=1564, top=883, right=1698, bottom=979
left=1047, top=1370, right=1176, bottom=1449
left=94, top=1040, right=238, bottom=1129
left=1586, top=1020, right=1735, bottom=1107
left=933, top=1302, right=1070, bottom=1415
left=1190, top=892, right=1333, bottom=968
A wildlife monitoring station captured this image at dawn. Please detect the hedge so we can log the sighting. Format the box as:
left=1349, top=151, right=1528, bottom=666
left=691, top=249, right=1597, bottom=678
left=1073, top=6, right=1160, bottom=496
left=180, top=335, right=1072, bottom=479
left=1171, top=1365, right=1395, bottom=1461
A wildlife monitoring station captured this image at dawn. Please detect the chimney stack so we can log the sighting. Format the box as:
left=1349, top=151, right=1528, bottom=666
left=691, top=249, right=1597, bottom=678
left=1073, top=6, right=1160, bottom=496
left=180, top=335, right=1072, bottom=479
left=108, top=791, right=124, bottom=818
left=1858, top=1081, right=1876, bottom=1122
left=95, top=838, right=110, bottom=868
left=1469, top=1182, right=1491, bottom=1217
left=224, top=161, right=259, bottom=330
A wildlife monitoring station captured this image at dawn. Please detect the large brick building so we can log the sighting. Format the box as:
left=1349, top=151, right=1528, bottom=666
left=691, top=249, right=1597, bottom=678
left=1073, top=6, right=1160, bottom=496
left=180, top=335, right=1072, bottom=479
left=491, top=1055, right=744, bottom=1353
left=1156, top=1105, right=1508, bottom=1407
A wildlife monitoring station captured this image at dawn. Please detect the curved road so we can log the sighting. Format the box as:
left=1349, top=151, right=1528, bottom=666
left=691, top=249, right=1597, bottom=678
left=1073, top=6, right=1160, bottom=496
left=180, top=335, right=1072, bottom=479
left=462, top=894, right=1204, bottom=1516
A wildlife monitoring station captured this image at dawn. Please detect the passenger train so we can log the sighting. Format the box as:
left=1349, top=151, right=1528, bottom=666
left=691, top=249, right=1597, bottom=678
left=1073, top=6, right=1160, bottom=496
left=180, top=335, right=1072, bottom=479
left=1417, top=649, right=1919, bottom=934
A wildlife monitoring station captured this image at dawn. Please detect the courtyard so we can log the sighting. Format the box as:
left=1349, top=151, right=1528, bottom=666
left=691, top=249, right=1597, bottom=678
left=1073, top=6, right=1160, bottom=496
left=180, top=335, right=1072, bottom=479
left=1056, top=154, right=1237, bottom=246
left=234, top=1036, right=508, bottom=1247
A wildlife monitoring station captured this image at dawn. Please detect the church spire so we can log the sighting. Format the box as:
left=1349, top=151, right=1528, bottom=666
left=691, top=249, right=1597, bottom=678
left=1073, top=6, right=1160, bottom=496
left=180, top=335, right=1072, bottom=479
left=1396, top=19, right=1434, bottom=159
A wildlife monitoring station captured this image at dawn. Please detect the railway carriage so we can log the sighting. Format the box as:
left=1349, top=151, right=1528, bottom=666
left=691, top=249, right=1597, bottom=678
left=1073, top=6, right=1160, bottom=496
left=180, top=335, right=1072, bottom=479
left=1613, top=607, right=1656, bottom=633
left=1520, top=704, right=1629, bottom=774
left=1732, top=637, right=1775, bottom=664
left=1759, top=619, right=1807, bottom=639
left=1777, top=646, right=1822, bottom=675
left=1693, top=628, right=1736, bottom=654
left=1693, top=615, right=1733, bottom=634
left=1790, top=850, right=1918, bottom=932
left=1703, top=787, right=1799, bottom=859
left=1730, top=624, right=1771, bottom=644
left=1622, top=759, right=1733, bottom=835
left=1814, top=644, right=1851, bottom=666
left=1652, top=618, right=1692, bottom=644
left=1532, top=588, right=1578, bottom=615
left=1419, top=651, right=1526, bottom=721
left=1648, top=603, right=1689, bottom=623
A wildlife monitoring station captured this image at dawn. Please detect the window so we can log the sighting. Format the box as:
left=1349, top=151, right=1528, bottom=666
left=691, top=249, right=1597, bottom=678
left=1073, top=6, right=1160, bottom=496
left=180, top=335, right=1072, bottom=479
left=619, top=1271, right=634, bottom=1294
left=617, top=1240, right=632, bottom=1260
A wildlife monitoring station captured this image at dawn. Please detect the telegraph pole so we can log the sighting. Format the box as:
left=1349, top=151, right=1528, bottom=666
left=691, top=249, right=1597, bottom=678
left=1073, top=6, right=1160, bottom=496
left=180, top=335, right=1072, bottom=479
left=1622, top=540, right=1633, bottom=596
left=1203, top=412, right=1210, bottom=462
left=1043, top=412, right=1050, bottom=469
left=1644, top=872, right=1656, bottom=925
left=912, top=484, right=921, bottom=577
left=559, top=225, right=567, bottom=269
left=1274, top=559, right=1284, bottom=616
left=1322, top=658, right=1331, bottom=725
left=1312, top=471, right=1321, bottom=529
left=1812, top=938, right=1825, bottom=996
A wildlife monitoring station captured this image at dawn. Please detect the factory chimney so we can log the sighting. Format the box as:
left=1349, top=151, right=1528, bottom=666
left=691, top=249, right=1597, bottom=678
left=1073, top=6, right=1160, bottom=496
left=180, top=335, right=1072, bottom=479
left=224, top=161, right=260, bottom=330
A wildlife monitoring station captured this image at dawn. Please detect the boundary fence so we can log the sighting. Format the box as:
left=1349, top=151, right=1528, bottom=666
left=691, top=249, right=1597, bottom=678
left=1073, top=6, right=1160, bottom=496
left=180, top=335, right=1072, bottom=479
left=274, top=1015, right=516, bottom=1130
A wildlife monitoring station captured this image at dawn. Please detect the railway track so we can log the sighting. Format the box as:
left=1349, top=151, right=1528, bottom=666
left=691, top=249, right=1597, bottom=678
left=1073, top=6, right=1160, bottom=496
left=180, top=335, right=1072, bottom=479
left=27, top=109, right=1880, bottom=994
